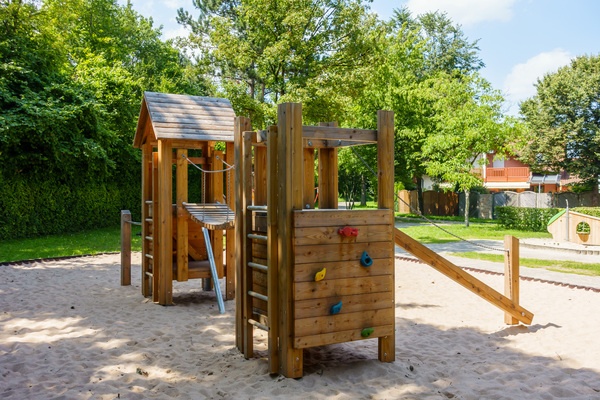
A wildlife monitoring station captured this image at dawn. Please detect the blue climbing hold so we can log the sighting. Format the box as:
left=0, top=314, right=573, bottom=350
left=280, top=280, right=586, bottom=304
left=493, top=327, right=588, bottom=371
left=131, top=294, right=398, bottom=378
left=360, top=251, right=373, bottom=267
left=330, top=301, right=343, bottom=315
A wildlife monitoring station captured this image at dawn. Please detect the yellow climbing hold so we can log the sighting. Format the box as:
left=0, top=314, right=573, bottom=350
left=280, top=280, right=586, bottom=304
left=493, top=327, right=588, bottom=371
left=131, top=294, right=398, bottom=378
left=314, top=268, right=326, bottom=282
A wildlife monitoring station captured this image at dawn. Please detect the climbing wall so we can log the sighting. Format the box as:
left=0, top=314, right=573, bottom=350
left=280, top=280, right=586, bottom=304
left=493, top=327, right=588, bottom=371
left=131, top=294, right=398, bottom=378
left=292, top=209, right=395, bottom=349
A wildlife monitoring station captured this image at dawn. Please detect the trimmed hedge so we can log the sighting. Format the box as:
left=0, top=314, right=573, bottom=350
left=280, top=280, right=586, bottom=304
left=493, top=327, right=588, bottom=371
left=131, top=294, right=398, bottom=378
left=572, top=207, right=600, bottom=218
left=496, top=206, right=562, bottom=232
left=0, top=176, right=140, bottom=240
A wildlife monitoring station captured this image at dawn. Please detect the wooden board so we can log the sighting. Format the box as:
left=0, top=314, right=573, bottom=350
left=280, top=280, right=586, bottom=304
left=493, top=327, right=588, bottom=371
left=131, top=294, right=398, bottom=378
left=292, top=208, right=395, bottom=350
left=294, top=209, right=392, bottom=227
left=184, top=203, right=235, bottom=230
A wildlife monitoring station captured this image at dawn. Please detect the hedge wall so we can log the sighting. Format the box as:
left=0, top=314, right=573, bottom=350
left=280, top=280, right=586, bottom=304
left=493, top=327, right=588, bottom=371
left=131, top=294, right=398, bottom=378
left=0, top=176, right=140, bottom=240
left=496, top=206, right=562, bottom=232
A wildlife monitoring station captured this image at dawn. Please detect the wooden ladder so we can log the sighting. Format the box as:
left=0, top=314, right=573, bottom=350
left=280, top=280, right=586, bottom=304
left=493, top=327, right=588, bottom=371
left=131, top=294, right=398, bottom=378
left=142, top=199, right=158, bottom=302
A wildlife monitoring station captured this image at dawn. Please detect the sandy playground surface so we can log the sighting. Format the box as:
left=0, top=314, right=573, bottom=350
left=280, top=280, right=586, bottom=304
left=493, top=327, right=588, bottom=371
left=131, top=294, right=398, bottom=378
left=1, top=252, right=600, bottom=399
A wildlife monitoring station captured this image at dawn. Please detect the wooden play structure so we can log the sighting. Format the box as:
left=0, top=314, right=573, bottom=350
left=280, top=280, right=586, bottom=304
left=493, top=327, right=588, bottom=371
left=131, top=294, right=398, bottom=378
left=547, top=209, right=600, bottom=245
left=122, top=93, right=534, bottom=379
left=132, top=91, right=237, bottom=306
left=235, top=103, right=396, bottom=378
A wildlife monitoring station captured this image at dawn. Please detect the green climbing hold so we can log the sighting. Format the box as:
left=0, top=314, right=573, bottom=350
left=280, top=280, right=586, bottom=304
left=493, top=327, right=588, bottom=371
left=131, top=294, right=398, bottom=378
left=361, top=327, right=374, bottom=338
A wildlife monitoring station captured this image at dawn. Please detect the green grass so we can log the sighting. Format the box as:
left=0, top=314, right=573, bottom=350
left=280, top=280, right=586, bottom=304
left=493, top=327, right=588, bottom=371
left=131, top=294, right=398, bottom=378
left=0, top=226, right=142, bottom=263
left=449, top=251, right=600, bottom=277
left=398, top=220, right=552, bottom=243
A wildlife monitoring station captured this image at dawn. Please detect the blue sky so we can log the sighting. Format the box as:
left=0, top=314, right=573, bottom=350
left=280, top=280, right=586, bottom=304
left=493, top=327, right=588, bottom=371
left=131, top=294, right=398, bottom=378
left=121, top=0, right=600, bottom=115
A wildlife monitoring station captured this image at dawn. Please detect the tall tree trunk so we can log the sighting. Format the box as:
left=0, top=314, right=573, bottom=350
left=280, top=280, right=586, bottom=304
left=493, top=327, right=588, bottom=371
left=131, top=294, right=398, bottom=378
left=464, top=190, right=470, bottom=227
left=360, top=175, right=367, bottom=206
left=416, top=176, right=424, bottom=215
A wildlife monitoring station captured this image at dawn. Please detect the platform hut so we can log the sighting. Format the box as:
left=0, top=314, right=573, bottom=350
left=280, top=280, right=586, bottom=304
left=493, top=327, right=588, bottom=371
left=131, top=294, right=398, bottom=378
left=133, top=91, right=237, bottom=306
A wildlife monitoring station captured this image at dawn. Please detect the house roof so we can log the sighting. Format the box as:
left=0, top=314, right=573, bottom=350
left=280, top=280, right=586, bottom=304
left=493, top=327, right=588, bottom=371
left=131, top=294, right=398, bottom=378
left=133, top=91, right=236, bottom=148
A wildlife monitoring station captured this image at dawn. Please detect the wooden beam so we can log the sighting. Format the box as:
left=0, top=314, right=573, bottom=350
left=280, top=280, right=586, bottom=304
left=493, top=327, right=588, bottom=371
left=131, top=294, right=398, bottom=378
left=317, top=122, right=338, bottom=209
left=157, top=140, right=174, bottom=305
left=242, top=131, right=254, bottom=359
left=234, top=116, right=252, bottom=351
left=504, top=235, right=520, bottom=325
left=176, top=149, right=189, bottom=282
left=120, top=210, right=131, bottom=286
left=377, top=110, right=395, bottom=363
left=394, top=228, right=533, bottom=324
left=225, top=141, right=236, bottom=300
left=302, top=125, right=377, bottom=142
left=267, top=125, right=280, bottom=374
left=277, top=103, right=304, bottom=378
left=141, top=143, right=153, bottom=297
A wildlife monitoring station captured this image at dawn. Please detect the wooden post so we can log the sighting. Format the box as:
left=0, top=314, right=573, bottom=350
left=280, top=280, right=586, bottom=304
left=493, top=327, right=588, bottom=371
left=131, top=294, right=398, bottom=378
left=176, top=148, right=189, bottom=282
left=304, top=146, right=315, bottom=209
left=120, top=210, right=131, bottom=286
left=504, top=235, right=520, bottom=325
left=377, top=110, right=395, bottom=363
left=141, top=143, right=153, bottom=297
left=242, top=131, right=254, bottom=359
left=151, top=151, right=160, bottom=303
left=157, top=140, right=173, bottom=306
left=211, top=150, right=224, bottom=278
left=317, top=122, right=338, bottom=209
left=277, top=102, right=304, bottom=378
left=254, top=146, right=268, bottom=205
left=225, top=141, right=236, bottom=300
left=267, top=125, right=280, bottom=374
left=234, top=116, right=251, bottom=351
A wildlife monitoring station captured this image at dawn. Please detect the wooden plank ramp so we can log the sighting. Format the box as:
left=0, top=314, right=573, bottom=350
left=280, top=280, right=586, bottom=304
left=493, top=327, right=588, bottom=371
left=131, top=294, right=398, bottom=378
left=393, top=228, right=534, bottom=325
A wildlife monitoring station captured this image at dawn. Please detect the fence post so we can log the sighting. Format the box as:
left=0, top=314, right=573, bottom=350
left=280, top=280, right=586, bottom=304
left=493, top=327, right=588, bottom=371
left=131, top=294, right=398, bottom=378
left=504, top=235, right=520, bottom=325
left=121, top=210, right=132, bottom=286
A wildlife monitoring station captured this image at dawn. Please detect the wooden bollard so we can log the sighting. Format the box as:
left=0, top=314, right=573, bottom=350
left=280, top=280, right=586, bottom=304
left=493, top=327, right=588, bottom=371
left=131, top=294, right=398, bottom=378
left=504, top=235, right=520, bottom=325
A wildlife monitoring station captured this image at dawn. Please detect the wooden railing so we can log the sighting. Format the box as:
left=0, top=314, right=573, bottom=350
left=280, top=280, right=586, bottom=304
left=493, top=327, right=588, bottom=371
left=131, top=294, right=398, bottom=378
left=485, top=167, right=530, bottom=182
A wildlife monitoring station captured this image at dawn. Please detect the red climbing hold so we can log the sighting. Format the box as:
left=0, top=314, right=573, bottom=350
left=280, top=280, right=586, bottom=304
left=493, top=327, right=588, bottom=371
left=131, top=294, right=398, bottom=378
left=338, top=226, right=359, bottom=237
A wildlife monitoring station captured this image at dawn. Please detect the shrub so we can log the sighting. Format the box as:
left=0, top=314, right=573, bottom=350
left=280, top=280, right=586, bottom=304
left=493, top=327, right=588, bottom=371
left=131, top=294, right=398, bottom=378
left=496, top=206, right=562, bottom=232
left=572, top=207, right=600, bottom=218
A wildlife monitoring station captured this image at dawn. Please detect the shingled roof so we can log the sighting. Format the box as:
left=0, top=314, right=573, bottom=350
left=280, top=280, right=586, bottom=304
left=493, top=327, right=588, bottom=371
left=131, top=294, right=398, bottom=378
left=133, top=91, right=236, bottom=148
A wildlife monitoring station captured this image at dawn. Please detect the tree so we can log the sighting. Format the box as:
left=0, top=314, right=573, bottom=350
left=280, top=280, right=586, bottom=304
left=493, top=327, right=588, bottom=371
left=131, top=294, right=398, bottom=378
left=518, top=54, right=600, bottom=192
left=177, top=0, right=381, bottom=127
left=419, top=73, right=516, bottom=225
left=351, top=8, right=488, bottom=215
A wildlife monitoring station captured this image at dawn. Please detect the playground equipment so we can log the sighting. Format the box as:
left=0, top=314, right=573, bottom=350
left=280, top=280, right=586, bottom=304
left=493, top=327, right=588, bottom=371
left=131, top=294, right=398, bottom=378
left=547, top=208, right=600, bottom=245
left=234, top=103, right=396, bottom=378
left=131, top=91, right=238, bottom=306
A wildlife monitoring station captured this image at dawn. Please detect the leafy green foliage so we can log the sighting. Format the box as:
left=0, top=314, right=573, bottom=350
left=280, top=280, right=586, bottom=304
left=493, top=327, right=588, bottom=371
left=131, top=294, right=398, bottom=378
left=0, top=0, right=207, bottom=240
left=496, top=206, right=562, bottom=232
left=518, top=55, right=600, bottom=189
left=572, top=207, right=600, bottom=218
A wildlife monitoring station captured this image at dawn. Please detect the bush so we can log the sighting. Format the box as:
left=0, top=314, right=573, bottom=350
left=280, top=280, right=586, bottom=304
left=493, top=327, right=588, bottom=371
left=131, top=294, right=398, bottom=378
left=0, top=175, right=140, bottom=240
left=572, top=207, right=600, bottom=218
left=496, top=206, right=562, bottom=232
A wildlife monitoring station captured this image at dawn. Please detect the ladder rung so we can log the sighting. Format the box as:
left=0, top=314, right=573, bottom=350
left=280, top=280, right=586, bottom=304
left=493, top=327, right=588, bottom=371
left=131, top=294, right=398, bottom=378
left=145, top=218, right=153, bottom=223
left=145, top=200, right=153, bottom=205
left=248, top=262, right=268, bottom=272
left=247, top=234, right=267, bottom=242
left=248, top=318, right=269, bottom=331
left=145, top=254, right=153, bottom=259
left=248, top=291, right=268, bottom=302
left=247, top=205, right=268, bottom=211
left=145, top=236, right=153, bottom=241
left=145, top=272, right=153, bottom=277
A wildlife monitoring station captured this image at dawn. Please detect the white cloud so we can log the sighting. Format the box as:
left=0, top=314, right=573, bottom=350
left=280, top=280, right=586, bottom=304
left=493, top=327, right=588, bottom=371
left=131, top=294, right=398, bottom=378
left=503, top=49, right=573, bottom=114
left=405, top=0, right=517, bottom=26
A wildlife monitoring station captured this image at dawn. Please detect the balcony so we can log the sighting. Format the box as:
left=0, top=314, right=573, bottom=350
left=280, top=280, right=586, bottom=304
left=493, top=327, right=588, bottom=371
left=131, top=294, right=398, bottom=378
left=485, top=167, right=530, bottom=182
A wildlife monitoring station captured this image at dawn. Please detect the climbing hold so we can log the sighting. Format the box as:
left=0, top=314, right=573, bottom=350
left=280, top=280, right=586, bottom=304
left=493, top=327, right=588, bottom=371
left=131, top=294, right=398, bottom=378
left=330, top=301, right=343, bottom=315
left=314, top=268, right=326, bottom=282
left=338, top=226, right=359, bottom=237
left=360, top=251, right=373, bottom=267
left=361, top=327, right=374, bottom=338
